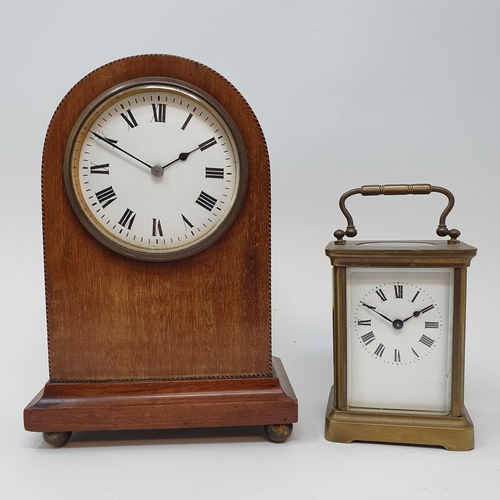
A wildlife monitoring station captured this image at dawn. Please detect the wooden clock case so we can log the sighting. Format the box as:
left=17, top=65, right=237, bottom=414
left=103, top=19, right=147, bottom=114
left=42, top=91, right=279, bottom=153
left=23, top=55, right=297, bottom=445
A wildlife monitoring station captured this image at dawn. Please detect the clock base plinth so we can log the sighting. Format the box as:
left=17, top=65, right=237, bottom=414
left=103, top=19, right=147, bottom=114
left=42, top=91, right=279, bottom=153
left=325, top=386, right=474, bottom=451
left=24, top=357, right=297, bottom=446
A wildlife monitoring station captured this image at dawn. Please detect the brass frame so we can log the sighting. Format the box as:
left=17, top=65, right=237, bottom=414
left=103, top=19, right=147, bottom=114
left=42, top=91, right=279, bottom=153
left=325, top=240, right=477, bottom=450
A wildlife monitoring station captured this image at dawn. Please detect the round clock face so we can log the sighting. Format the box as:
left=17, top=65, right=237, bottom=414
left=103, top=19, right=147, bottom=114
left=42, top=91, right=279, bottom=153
left=64, top=77, right=247, bottom=261
left=346, top=267, right=454, bottom=414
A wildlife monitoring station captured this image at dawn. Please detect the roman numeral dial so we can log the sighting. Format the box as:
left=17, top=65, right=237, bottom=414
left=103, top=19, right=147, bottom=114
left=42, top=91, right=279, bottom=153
left=66, top=80, right=247, bottom=261
left=353, top=280, right=443, bottom=365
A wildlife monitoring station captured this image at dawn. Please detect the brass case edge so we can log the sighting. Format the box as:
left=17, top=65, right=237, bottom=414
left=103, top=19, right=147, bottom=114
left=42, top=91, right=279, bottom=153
left=325, top=387, right=474, bottom=451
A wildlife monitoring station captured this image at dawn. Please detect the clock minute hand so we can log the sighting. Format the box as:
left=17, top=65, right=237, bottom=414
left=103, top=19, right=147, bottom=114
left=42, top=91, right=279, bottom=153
left=91, top=132, right=152, bottom=171
left=361, top=302, right=394, bottom=324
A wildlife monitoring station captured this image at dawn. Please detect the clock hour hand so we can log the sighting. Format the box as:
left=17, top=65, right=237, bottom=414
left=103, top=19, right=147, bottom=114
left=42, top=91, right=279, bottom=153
left=403, top=312, right=419, bottom=322
left=162, top=137, right=217, bottom=170
left=162, top=146, right=199, bottom=170
left=91, top=132, right=152, bottom=171
left=402, top=304, right=434, bottom=322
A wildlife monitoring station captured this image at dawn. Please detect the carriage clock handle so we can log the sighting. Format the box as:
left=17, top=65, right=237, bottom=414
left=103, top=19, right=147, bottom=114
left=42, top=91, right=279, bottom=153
left=334, top=184, right=460, bottom=245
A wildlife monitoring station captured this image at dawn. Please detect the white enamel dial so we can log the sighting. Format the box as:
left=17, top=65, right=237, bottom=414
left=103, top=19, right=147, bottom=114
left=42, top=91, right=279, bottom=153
left=64, top=78, right=247, bottom=261
left=346, top=267, right=454, bottom=414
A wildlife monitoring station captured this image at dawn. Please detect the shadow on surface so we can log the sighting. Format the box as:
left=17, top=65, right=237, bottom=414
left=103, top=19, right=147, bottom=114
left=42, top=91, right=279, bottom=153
left=35, top=425, right=269, bottom=448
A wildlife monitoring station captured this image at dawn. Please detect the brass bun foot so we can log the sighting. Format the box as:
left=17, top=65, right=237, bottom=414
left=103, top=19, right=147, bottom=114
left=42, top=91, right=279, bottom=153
left=264, top=424, right=293, bottom=442
left=42, top=431, right=72, bottom=447
left=325, top=387, right=474, bottom=451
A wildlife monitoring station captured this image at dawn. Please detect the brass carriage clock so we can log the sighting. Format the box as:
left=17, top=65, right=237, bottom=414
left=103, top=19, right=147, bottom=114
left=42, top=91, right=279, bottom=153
left=325, top=184, right=476, bottom=450
left=23, top=55, right=297, bottom=446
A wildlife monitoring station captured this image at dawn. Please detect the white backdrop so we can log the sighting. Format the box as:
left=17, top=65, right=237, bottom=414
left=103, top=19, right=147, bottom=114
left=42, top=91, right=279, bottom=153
left=2, top=1, right=499, bottom=498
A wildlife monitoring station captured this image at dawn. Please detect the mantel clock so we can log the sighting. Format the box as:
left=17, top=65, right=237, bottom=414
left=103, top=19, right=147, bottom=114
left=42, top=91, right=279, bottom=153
left=325, top=184, right=476, bottom=450
left=24, top=55, right=297, bottom=446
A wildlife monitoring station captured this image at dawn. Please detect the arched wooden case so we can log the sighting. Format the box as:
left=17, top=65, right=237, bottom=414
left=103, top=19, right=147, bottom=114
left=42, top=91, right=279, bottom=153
left=24, top=55, right=297, bottom=445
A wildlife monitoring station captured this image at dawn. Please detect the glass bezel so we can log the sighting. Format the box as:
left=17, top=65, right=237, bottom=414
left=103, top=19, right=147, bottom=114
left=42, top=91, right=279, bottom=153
left=63, top=77, right=248, bottom=262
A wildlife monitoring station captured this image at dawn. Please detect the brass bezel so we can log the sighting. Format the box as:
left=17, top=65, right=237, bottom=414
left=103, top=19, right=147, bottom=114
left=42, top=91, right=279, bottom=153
left=63, top=77, right=248, bottom=262
left=325, top=240, right=477, bottom=450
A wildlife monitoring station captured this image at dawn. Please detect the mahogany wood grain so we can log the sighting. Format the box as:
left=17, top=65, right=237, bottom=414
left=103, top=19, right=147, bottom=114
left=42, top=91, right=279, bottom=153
left=24, top=357, right=297, bottom=432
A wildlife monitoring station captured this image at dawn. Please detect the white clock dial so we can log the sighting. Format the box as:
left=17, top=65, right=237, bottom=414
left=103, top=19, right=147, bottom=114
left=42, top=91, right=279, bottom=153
left=346, top=267, right=454, bottom=414
left=64, top=78, right=247, bottom=261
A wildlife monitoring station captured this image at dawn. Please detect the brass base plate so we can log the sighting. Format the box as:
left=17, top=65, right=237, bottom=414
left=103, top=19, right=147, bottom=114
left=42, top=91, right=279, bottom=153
left=325, top=386, right=474, bottom=451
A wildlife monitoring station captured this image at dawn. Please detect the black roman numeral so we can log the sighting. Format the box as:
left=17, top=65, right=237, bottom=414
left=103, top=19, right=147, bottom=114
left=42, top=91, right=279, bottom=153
left=357, top=319, right=372, bottom=326
left=195, top=191, right=217, bottom=211
left=95, top=186, right=117, bottom=208
left=205, top=167, right=224, bottom=179
left=181, top=113, right=193, bottom=130
left=361, top=331, right=375, bottom=345
left=152, top=103, right=166, bottom=123
left=121, top=109, right=138, bottom=129
left=374, top=343, right=386, bottom=357
left=181, top=214, right=193, bottom=229
left=411, top=291, right=420, bottom=303
left=90, top=163, right=110, bottom=175
left=394, top=349, right=401, bottom=363
left=375, top=289, right=387, bottom=302
left=394, top=285, right=403, bottom=299
left=118, top=208, right=136, bottom=230
left=152, top=218, right=163, bottom=237
left=412, top=348, right=420, bottom=358
left=419, top=334, right=435, bottom=348
left=199, top=137, right=217, bottom=151
left=425, top=322, right=439, bottom=329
